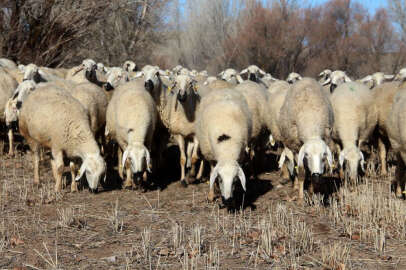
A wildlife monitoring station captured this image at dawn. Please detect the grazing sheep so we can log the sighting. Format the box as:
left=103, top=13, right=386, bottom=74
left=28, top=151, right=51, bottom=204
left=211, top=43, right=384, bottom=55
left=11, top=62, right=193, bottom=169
left=386, top=88, right=406, bottom=197
left=219, top=68, right=243, bottom=84
left=0, top=69, right=18, bottom=155
left=196, top=88, right=252, bottom=207
left=18, top=85, right=106, bottom=192
left=286, top=72, right=302, bottom=84
left=0, top=58, right=17, bottom=70
left=322, top=70, right=352, bottom=93
left=106, top=80, right=157, bottom=189
left=279, top=78, right=334, bottom=200
left=330, top=82, right=377, bottom=184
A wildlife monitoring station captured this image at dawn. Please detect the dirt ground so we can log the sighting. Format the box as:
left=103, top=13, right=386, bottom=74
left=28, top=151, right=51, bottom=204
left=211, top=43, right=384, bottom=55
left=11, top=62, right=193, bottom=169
left=1, top=141, right=406, bottom=270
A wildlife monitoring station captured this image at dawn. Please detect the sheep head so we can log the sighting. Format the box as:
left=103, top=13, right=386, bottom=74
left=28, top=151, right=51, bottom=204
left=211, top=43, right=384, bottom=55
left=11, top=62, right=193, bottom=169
left=394, top=68, right=406, bottom=81
left=23, top=63, right=40, bottom=82
left=13, top=80, right=36, bottom=109
left=170, top=75, right=197, bottom=103
left=209, top=161, right=246, bottom=205
left=123, top=60, right=137, bottom=72
left=339, top=146, right=365, bottom=183
left=322, top=70, right=351, bottom=93
left=144, top=67, right=161, bottom=93
left=286, top=72, right=302, bottom=84
left=219, top=68, right=243, bottom=84
left=122, top=142, right=152, bottom=175
left=105, top=67, right=129, bottom=91
left=298, top=139, right=333, bottom=179
left=360, top=72, right=394, bottom=89
left=240, top=65, right=266, bottom=82
left=5, top=98, right=19, bottom=127
left=76, top=153, right=106, bottom=192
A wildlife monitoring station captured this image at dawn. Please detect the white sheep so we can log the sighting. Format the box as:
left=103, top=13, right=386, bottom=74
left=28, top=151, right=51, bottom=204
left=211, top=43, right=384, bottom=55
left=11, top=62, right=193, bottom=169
left=318, top=69, right=332, bottom=84
left=330, top=82, right=377, bottom=184
left=196, top=88, right=252, bottom=207
left=286, top=72, right=302, bottom=84
left=279, top=78, right=334, bottom=200
left=123, top=60, right=137, bottom=72
left=106, top=80, right=157, bottom=189
left=18, top=85, right=106, bottom=192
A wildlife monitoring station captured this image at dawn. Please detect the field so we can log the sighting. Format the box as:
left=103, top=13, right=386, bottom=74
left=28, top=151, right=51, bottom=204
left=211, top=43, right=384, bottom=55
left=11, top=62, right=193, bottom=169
left=1, top=142, right=406, bottom=270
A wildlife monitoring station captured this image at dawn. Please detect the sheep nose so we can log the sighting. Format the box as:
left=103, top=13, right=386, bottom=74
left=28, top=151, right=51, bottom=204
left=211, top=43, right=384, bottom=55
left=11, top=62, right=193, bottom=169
left=177, top=92, right=187, bottom=102
left=311, top=173, right=321, bottom=184
left=330, top=83, right=337, bottom=93
left=288, top=79, right=293, bottom=84
left=249, top=73, right=256, bottom=81
left=23, top=78, right=28, bottom=81
left=104, top=82, right=114, bottom=91
left=16, top=101, right=22, bottom=109
left=145, top=80, right=154, bottom=91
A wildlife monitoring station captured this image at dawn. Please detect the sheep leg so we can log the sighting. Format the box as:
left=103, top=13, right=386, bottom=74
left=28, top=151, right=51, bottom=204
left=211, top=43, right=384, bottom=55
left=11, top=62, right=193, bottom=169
left=118, top=147, right=124, bottom=179
left=123, top=161, right=133, bottom=190
left=395, top=153, right=406, bottom=198
left=7, top=129, right=14, bottom=156
left=281, top=163, right=290, bottom=180
left=208, top=164, right=216, bottom=202
left=297, top=166, right=306, bottom=200
left=378, top=137, right=387, bottom=175
left=196, top=160, right=205, bottom=181
left=189, top=137, right=200, bottom=181
left=51, top=150, right=64, bottom=193
left=175, top=135, right=187, bottom=187
left=31, top=144, right=40, bottom=186
left=70, top=162, right=79, bottom=192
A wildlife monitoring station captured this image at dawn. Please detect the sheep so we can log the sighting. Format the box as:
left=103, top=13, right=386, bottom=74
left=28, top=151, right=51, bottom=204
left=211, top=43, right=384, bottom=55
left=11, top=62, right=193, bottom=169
left=146, top=71, right=202, bottom=186
left=240, top=65, right=266, bottom=82
left=286, top=72, right=302, bottom=84
left=219, top=68, right=243, bottom=84
left=196, top=88, right=252, bottom=207
left=123, top=61, right=137, bottom=72
left=261, top=73, right=278, bottom=87
left=372, top=81, right=406, bottom=175
left=386, top=87, right=406, bottom=197
left=278, top=78, right=334, bottom=200
left=0, top=58, right=17, bottom=70
left=105, top=80, right=157, bottom=189
left=18, top=85, right=106, bottom=192
left=322, top=70, right=352, bottom=93
left=330, top=82, right=377, bottom=184
left=22, top=63, right=62, bottom=83
left=0, top=69, right=18, bottom=155
left=65, top=59, right=105, bottom=87
left=359, top=72, right=394, bottom=89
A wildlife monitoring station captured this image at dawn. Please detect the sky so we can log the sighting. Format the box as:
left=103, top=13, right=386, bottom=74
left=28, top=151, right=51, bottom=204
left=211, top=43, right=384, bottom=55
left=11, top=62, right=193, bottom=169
left=309, top=0, right=388, bottom=14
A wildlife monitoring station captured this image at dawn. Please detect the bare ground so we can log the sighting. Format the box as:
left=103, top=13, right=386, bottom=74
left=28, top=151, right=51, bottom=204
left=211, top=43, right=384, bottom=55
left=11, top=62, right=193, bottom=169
left=0, top=143, right=406, bottom=270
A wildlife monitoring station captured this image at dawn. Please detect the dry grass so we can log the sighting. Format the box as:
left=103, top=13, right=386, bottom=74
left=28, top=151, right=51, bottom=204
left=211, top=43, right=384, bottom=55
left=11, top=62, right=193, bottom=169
left=1, top=150, right=406, bottom=269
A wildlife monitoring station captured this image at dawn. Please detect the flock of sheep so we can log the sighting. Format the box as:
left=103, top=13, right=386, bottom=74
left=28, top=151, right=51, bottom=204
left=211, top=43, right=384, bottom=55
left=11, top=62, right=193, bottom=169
left=1, top=56, right=406, bottom=209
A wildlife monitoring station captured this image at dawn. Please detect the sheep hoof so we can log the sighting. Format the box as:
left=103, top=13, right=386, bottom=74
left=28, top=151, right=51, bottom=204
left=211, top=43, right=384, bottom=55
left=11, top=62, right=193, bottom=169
left=123, top=185, right=133, bottom=191
left=180, top=179, right=188, bottom=188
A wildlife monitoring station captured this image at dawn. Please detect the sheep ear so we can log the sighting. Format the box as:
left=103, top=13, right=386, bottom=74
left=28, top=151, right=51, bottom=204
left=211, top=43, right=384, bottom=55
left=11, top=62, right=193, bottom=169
left=238, top=167, right=246, bottom=192
left=322, top=78, right=331, bottom=86
left=145, top=147, right=152, bottom=173
left=360, top=75, right=372, bottom=83
left=122, top=148, right=129, bottom=169
left=236, top=75, right=244, bottom=83
left=278, top=150, right=286, bottom=169
left=326, top=145, right=333, bottom=168
left=339, top=151, right=345, bottom=168
left=344, top=75, right=352, bottom=82
left=240, top=68, right=248, bottom=75
left=258, top=69, right=266, bottom=76
left=359, top=150, right=365, bottom=172
left=269, top=134, right=275, bottom=147
left=75, top=161, right=87, bottom=182
left=298, top=145, right=306, bottom=168
left=209, top=165, right=219, bottom=190
left=384, top=75, right=394, bottom=81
